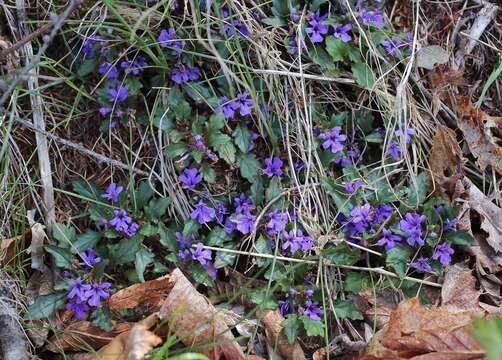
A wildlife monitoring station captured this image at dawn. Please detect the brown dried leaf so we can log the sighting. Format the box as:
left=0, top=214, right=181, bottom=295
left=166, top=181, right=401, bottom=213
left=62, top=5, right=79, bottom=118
left=441, top=263, right=483, bottom=314
left=90, top=313, right=160, bottom=360
left=454, top=95, right=502, bottom=175
left=109, top=274, right=171, bottom=311
left=360, top=298, right=484, bottom=360
left=358, top=289, right=399, bottom=330
left=159, top=268, right=245, bottom=360
left=261, top=310, right=306, bottom=360
left=47, top=321, right=133, bottom=352
left=429, top=125, right=463, bottom=179
left=0, top=235, right=19, bottom=265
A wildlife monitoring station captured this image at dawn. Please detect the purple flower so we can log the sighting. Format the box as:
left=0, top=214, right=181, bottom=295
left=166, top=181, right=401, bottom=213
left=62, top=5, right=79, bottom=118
left=176, top=232, right=193, bottom=250
left=443, top=218, right=458, bottom=232
left=395, top=125, right=416, bottom=143
left=350, top=204, right=373, bottom=232
left=191, top=201, right=215, bottom=224
left=304, top=289, right=314, bottom=297
left=194, top=134, right=206, bottom=150
left=101, top=182, right=123, bottom=203
left=289, top=37, right=306, bottom=55
left=400, top=213, right=426, bottom=247
left=66, top=299, right=90, bottom=319
left=305, top=11, right=329, bottom=43
left=224, top=217, right=237, bottom=234
left=409, top=257, right=432, bottom=273
left=282, top=230, right=301, bottom=254
left=319, top=127, right=347, bottom=154
left=171, top=63, right=201, bottom=84
left=290, top=8, right=301, bottom=23
left=216, top=96, right=236, bottom=119
left=381, top=37, right=403, bottom=58
left=108, top=85, right=128, bottom=103
left=215, top=203, right=228, bottom=224
left=221, top=8, right=250, bottom=38
left=373, top=204, right=394, bottom=224
left=98, top=61, right=119, bottom=78
left=85, top=282, right=111, bottom=307
left=108, top=209, right=132, bottom=233
left=266, top=210, right=288, bottom=236
left=388, top=141, right=401, bottom=161
left=82, top=36, right=103, bottom=58
left=232, top=92, right=253, bottom=116
left=121, top=56, right=148, bottom=75
left=278, top=300, right=291, bottom=316
left=289, top=288, right=297, bottom=297
left=360, top=8, right=384, bottom=29
left=333, top=23, right=352, bottom=42
left=234, top=194, right=255, bottom=214
left=124, top=222, right=140, bottom=237
left=304, top=300, right=323, bottom=321
left=99, top=107, right=112, bottom=116
left=68, top=277, right=91, bottom=301
left=235, top=213, right=256, bottom=234
left=377, top=228, right=402, bottom=250
left=298, top=230, right=314, bottom=253
left=345, top=179, right=363, bottom=194
left=248, top=132, right=259, bottom=151
left=179, top=168, right=203, bottom=190
left=432, top=243, right=454, bottom=265
left=191, top=242, right=212, bottom=266
left=263, top=156, right=283, bottom=178
left=159, top=28, right=185, bottom=54
left=79, top=248, right=101, bottom=270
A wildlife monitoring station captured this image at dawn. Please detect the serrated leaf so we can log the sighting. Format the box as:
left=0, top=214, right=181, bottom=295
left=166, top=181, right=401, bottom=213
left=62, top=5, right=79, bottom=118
left=233, top=125, right=252, bottom=153
left=250, top=177, right=264, bottom=205
left=159, top=223, right=177, bottom=251
left=135, top=181, right=154, bottom=209
left=237, top=153, right=261, bottom=182
left=109, top=235, right=142, bottom=265
left=91, top=307, right=114, bottom=332
left=214, top=251, right=237, bottom=268
left=326, top=36, right=349, bottom=62
left=322, top=244, right=361, bottom=265
left=145, top=197, right=170, bottom=220
left=445, top=230, right=476, bottom=246
left=386, top=245, right=412, bottom=278
left=46, top=245, right=73, bottom=269
left=352, top=62, right=375, bottom=89
left=344, top=272, right=371, bottom=293
left=200, top=164, right=216, bottom=183
left=72, top=180, right=101, bottom=200
left=300, top=316, right=324, bottom=337
left=207, top=227, right=231, bottom=246
left=406, top=172, right=429, bottom=206
left=282, top=315, right=300, bottom=345
left=166, top=143, right=187, bottom=158
left=255, top=235, right=272, bottom=267
left=208, top=113, right=225, bottom=131
left=74, top=230, right=101, bottom=252
left=135, top=248, right=155, bottom=283
left=53, top=223, right=77, bottom=248
left=334, top=299, right=363, bottom=320
left=27, top=292, right=67, bottom=320
left=249, top=291, right=277, bottom=310
left=78, top=58, right=97, bottom=77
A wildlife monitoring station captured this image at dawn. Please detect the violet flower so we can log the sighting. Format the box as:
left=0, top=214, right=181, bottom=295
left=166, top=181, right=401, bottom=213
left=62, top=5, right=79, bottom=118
left=171, top=63, right=201, bottom=84
left=85, top=282, right=111, bottom=307
left=395, top=125, right=416, bottom=143
left=79, top=248, right=101, bottom=270
left=108, top=209, right=132, bottom=233
left=319, top=127, right=347, bottom=154
left=216, top=96, right=236, bottom=119
left=98, top=61, right=119, bottom=78
left=388, top=141, right=401, bottom=161
left=179, top=168, right=203, bottom=190
left=409, top=257, right=432, bottom=273
left=108, top=85, right=128, bottom=103
left=400, top=213, right=426, bottom=247
left=263, top=156, right=283, bottom=178
left=232, top=92, right=253, bottom=116
left=68, top=277, right=91, bottom=301
left=221, top=8, right=250, bottom=38
left=278, top=300, right=291, bottom=316
left=235, top=213, right=256, bottom=234
left=66, top=299, right=90, bottom=319
left=266, top=210, right=288, bottom=236
left=234, top=194, right=255, bottom=214
left=344, top=179, right=363, bottom=194
left=432, top=243, right=454, bottom=265
left=176, top=232, right=193, bottom=250
left=102, top=182, right=123, bottom=203
left=305, top=11, right=329, bottom=43
left=158, top=28, right=185, bottom=54
left=282, top=230, right=301, bottom=254
left=359, top=8, right=384, bottom=29
left=333, top=23, right=352, bottom=43
left=191, top=243, right=212, bottom=266
left=121, top=56, right=148, bottom=75
left=99, top=107, right=112, bottom=116
left=304, top=300, right=323, bottom=321
left=376, top=228, right=402, bottom=250
left=191, top=201, right=215, bottom=224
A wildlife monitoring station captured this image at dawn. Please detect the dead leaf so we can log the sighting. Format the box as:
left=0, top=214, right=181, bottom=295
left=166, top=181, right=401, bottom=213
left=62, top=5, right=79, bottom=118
left=429, top=125, right=463, bottom=181
left=454, top=95, right=502, bottom=176
left=159, top=268, right=245, bottom=360
left=441, top=263, right=483, bottom=314
left=46, top=321, right=133, bottom=352
left=431, top=65, right=467, bottom=89
left=109, top=274, right=171, bottom=311
left=358, top=289, right=399, bottom=330
left=27, top=210, right=47, bottom=272
left=417, top=45, right=449, bottom=70
left=90, top=313, right=160, bottom=360
left=360, top=298, right=484, bottom=360
left=261, top=310, right=306, bottom=360
left=0, top=235, right=19, bottom=265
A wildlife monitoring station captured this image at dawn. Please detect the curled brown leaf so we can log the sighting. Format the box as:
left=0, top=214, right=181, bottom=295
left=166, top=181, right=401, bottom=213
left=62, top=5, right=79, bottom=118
left=109, top=275, right=171, bottom=311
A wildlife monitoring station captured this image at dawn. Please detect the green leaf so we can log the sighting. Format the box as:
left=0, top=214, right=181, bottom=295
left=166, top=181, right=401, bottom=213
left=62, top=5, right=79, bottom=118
left=406, top=172, right=429, bottom=206
left=344, top=272, right=371, bottom=293
left=53, top=223, right=77, bottom=248
left=357, top=113, right=374, bottom=134
left=46, top=245, right=73, bottom=269
left=135, top=248, right=155, bottom=283
left=159, top=223, right=177, bottom=251
left=217, top=142, right=236, bottom=164
left=322, top=244, right=361, bottom=265
left=237, top=153, right=261, bottom=183
left=321, top=177, right=353, bottom=215
left=135, top=181, right=154, bottom=209
left=207, top=227, right=231, bottom=246
left=282, top=315, right=300, bottom=344
left=271, top=0, right=288, bottom=16
left=27, top=292, right=67, bottom=320
left=249, top=291, right=278, bottom=310
left=249, top=177, right=264, bottom=205
left=166, top=143, right=187, bottom=158
left=77, top=58, right=97, bottom=77
left=446, top=230, right=476, bottom=246
left=386, top=245, right=412, bottom=278
left=214, top=251, right=237, bottom=268
left=109, top=235, right=142, bottom=265
left=326, top=36, right=349, bottom=62
left=352, top=62, right=375, bottom=89
left=266, top=177, right=282, bottom=202
left=472, top=317, right=502, bottom=360
left=192, top=149, right=204, bottom=163
left=139, top=223, right=158, bottom=237
left=233, top=125, right=252, bottom=153
left=72, top=180, right=101, bottom=200
left=200, top=163, right=216, bottom=183
left=74, top=230, right=101, bottom=252
left=145, top=197, right=171, bottom=220
left=310, top=46, right=337, bottom=69
left=174, top=100, right=191, bottom=121
left=182, top=219, right=200, bottom=237
left=208, top=113, right=225, bottom=131
left=334, top=299, right=363, bottom=320
left=255, top=235, right=272, bottom=267
left=91, top=307, right=114, bottom=332
left=300, top=316, right=325, bottom=337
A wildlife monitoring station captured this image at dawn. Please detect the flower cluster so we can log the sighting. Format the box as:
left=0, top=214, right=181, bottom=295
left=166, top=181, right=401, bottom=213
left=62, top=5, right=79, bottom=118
left=66, top=277, right=111, bottom=319
left=216, top=92, right=254, bottom=119
left=278, top=288, right=323, bottom=321
left=221, top=8, right=249, bottom=38
left=319, top=127, right=347, bottom=154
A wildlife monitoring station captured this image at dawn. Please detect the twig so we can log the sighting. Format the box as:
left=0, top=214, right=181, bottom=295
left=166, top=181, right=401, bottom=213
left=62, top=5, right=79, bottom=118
left=0, top=23, right=52, bottom=58
left=0, top=0, right=81, bottom=111
left=14, top=117, right=150, bottom=176
left=199, top=244, right=442, bottom=288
